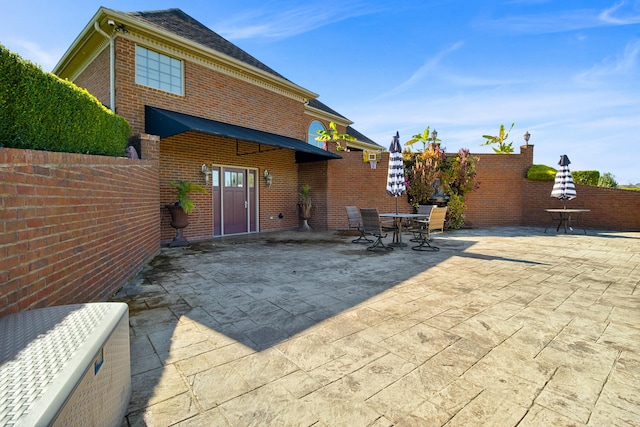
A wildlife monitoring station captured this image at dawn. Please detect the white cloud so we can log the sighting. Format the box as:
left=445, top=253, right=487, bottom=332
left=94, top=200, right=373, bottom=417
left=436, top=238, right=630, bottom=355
left=215, top=1, right=381, bottom=40
left=599, top=0, right=640, bottom=25
left=478, top=1, right=640, bottom=35
left=377, top=41, right=465, bottom=99
left=575, top=38, right=640, bottom=83
left=2, top=38, right=62, bottom=71
left=476, top=9, right=604, bottom=34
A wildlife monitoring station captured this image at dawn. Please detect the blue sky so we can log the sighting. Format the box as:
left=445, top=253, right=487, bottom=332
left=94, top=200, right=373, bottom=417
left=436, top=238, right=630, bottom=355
left=3, top=1, right=639, bottom=184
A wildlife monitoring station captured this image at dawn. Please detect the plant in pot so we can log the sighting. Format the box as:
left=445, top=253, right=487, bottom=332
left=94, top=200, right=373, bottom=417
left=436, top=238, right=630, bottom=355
left=298, top=184, right=312, bottom=231
left=166, top=180, right=207, bottom=246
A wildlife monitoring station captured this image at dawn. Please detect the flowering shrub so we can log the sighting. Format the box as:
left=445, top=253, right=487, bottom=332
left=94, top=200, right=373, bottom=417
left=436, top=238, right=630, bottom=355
left=403, top=143, right=446, bottom=206
left=404, top=142, right=479, bottom=229
left=445, top=194, right=466, bottom=229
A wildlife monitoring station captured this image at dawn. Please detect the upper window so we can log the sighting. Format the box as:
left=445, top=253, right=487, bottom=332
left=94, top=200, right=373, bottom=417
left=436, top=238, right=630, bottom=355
left=135, top=46, right=183, bottom=95
left=308, top=120, right=325, bottom=149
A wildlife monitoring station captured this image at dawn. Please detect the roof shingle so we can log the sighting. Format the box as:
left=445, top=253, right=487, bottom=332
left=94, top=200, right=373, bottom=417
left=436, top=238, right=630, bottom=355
left=121, top=8, right=287, bottom=80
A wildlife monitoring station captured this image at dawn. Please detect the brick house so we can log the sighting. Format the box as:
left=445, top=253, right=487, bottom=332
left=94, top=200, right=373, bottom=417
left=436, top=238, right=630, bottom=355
left=54, top=7, right=383, bottom=244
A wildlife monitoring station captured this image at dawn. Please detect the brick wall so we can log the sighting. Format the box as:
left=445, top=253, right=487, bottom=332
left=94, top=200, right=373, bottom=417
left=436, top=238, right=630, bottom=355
left=321, top=145, right=639, bottom=232
left=75, top=37, right=322, bottom=243
left=158, top=132, right=301, bottom=244
left=463, top=145, right=534, bottom=227
left=73, top=46, right=111, bottom=108
left=0, top=142, right=160, bottom=317
left=463, top=145, right=639, bottom=230
left=323, top=150, right=410, bottom=230
left=523, top=181, right=640, bottom=230
left=111, top=38, right=308, bottom=140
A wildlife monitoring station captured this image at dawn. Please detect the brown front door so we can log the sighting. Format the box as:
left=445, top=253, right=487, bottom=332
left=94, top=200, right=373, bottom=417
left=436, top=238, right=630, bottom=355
left=222, top=168, right=248, bottom=235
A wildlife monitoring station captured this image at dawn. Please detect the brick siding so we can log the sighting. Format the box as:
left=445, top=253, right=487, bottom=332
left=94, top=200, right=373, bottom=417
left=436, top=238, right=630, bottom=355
left=0, top=144, right=160, bottom=317
left=523, top=181, right=640, bottom=230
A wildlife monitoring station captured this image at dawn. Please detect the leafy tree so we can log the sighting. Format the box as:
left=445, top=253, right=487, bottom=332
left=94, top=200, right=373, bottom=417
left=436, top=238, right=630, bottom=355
left=404, top=130, right=479, bottom=229
left=598, top=172, right=618, bottom=188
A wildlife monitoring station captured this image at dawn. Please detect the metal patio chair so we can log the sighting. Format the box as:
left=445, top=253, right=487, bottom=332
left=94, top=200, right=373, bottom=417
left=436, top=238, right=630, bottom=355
left=359, top=208, right=394, bottom=251
left=346, top=206, right=373, bottom=243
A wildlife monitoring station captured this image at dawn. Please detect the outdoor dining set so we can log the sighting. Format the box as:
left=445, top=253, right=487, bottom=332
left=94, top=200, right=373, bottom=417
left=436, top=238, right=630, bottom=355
left=352, top=131, right=446, bottom=252
left=345, top=205, right=447, bottom=252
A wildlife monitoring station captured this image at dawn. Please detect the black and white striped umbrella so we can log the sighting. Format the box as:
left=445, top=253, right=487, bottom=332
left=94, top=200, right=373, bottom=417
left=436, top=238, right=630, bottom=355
left=551, top=154, right=577, bottom=208
left=386, top=131, right=406, bottom=213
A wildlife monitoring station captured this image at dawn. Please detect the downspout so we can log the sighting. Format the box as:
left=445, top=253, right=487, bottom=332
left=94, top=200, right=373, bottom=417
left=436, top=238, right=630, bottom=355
left=94, top=22, right=115, bottom=111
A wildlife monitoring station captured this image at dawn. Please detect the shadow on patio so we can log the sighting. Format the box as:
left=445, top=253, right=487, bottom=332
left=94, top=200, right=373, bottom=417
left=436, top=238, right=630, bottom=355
left=112, top=227, right=640, bottom=425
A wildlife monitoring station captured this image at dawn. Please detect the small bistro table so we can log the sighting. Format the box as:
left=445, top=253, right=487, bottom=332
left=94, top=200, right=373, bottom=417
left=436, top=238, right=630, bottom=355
left=380, top=212, right=431, bottom=249
left=544, top=209, right=590, bottom=234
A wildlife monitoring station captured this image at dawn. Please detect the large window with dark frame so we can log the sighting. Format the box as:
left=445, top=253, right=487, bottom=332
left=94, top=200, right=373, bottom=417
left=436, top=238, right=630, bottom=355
left=135, top=45, right=183, bottom=95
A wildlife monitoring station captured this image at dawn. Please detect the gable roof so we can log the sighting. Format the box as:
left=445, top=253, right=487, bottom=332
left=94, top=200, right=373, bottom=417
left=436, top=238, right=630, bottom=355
left=120, top=8, right=287, bottom=81
left=346, top=126, right=379, bottom=147
left=54, top=7, right=315, bottom=101
left=307, top=99, right=348, bottom=121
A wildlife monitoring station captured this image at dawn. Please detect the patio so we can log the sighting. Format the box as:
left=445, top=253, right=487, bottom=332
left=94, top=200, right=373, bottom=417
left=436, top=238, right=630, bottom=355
left=113, top=227, right=640, bottom=426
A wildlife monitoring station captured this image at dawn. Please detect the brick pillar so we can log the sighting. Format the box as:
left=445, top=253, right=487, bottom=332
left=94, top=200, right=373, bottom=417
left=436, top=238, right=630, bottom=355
left=519, top=144, right=534, bottom=168
left=129, top=133, right=160, bottom=162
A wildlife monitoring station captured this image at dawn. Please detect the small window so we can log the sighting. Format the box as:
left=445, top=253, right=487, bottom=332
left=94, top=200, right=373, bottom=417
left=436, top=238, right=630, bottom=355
left=308, top=120, right=325, bottom=149
left=135, top=45, right=183, bottom=95
left=224, top=171, right=244, bottom=188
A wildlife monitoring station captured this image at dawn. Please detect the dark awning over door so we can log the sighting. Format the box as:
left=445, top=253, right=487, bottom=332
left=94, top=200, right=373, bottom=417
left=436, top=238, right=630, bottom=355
left=145, top=106, right=341, bottom=162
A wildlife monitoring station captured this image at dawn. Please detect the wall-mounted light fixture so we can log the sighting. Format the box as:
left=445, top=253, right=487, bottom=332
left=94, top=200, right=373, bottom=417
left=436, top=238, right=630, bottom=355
left=201, top=164, right=212, bottom=185
left=524, top=131, right=531, bottom=146
left=264, top=169, right=273, bottom=188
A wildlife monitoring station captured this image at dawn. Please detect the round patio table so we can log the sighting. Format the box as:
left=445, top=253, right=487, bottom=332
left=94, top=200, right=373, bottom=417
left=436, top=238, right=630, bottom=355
left=544, top=209, right=590, bottom=234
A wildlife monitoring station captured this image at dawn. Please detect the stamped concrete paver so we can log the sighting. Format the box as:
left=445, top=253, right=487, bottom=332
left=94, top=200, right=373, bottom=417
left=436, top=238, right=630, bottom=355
left=113, top=227, right=640, bottom=426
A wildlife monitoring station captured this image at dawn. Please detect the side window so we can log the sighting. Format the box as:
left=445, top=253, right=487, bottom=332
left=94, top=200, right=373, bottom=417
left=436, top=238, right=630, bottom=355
left=308, top=120, right=325, bottom=149
left=135, top=45, right=183, bottom=95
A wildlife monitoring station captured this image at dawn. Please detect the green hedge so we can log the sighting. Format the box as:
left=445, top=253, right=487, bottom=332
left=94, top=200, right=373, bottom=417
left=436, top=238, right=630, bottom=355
left=528, top=164, right=605, bottom=187
left=572, top=170, right=599, bottom=186
left=527, top=164, right=556, bottom=181
left=0, top=44, right=130, bottom=156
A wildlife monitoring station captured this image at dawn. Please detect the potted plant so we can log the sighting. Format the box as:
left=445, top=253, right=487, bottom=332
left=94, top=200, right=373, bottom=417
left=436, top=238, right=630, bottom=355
left=315, top=121, right=356, bottom=151
left=298, top=184, right=312, bottom=230
left=166, top=180, right=207, bottom=246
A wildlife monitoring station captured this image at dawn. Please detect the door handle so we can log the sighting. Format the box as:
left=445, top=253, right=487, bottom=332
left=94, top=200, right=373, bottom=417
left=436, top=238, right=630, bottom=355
left=245, top=201, right=248, bottom=209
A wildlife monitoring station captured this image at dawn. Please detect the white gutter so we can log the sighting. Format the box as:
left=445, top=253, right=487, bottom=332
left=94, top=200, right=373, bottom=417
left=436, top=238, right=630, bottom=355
left=93, top=22, right=115, bottom=111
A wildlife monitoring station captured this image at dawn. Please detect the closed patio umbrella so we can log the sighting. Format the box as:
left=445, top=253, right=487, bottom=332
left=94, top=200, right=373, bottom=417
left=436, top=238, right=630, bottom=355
left=386, top=131, right=406, bottom=214
left=551, top=154, right=577, bottom=208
